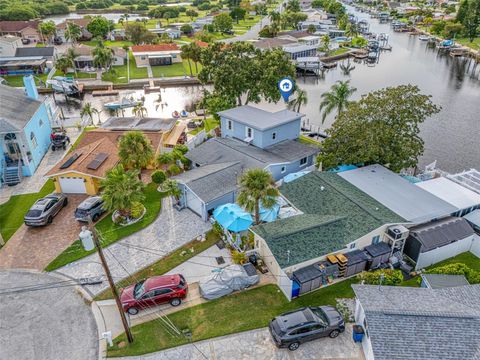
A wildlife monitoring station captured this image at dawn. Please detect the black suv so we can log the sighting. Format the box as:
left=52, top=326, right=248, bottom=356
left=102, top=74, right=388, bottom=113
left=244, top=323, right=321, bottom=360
left=269, top=306, right=345, bottom=351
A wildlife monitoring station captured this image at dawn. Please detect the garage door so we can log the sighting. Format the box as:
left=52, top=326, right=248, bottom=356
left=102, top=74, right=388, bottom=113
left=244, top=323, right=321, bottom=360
left=59, top=177, right=87, bottom=194
left=185, top=187, right=204, bottom=217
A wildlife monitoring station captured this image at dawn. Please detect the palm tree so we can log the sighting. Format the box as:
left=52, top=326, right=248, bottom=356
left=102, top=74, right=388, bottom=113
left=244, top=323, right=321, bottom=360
left=65, top=22, right=82, bottom=44
left=101, top=164, right=145, bottom=217
left=133, top=103, right=147, bottom=118
left=157, top=152, right=174, bottom=168
left=269, top=10, right=281, bottom=27
left=319, top=80, right=357, bottom=123
left=237, top=168, right=279, bottom=225
left=80, top=102, right=99, bottom=126
left=288, top=88, right=308, bottom=113
left=55, top=56, right=73, bottom=75
left=162, top=179, right=181, bottom=202
left=93, top=41, right=114, bottom=71
left=321, top=34, right=330, bottom=53
left=118, top=131, right=154, bottom=173
left=181, top=44, right=193, bottom=77
left=189, top=42, right=202, bottom=75
left=65, top=47, right=78, bottom=74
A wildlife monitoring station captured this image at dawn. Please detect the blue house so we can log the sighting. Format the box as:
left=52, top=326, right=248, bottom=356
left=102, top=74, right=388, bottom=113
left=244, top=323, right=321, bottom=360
left=1, top=76, right=56, bottom=186
left=173, top=105, right=319, bottom=221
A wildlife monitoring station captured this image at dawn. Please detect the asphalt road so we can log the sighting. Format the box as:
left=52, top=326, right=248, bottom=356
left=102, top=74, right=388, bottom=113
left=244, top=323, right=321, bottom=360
left=0, top=270, right=98, bottom=360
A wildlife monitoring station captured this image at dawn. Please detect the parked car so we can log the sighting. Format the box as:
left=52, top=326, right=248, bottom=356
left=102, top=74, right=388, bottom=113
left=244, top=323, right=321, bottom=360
left=24, top=193, right=68, bottom=226
left=120, top=274, right=188, bottom=315
left=269, top=306, right=345, bottom=351
left=21, top=38, right=30, bottom=45
left=74, top=196, right=105, bottom=222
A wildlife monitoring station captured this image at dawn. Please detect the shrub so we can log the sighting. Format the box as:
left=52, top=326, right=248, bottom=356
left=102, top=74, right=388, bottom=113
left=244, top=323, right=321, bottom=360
left=151, top=170, right=167, bottom=184
left=173, top=144, right=189, bottom=155
left=231, top=250, right=247, bottom=264
left=167, top=164, right=182, bottom=176
left=130, top=202, right=145, bottom=219
left=425, top=263, right=480, bottom=284
left=357, top=269, right=403, bottom=286
left=212, top=222, right=224, bottom=237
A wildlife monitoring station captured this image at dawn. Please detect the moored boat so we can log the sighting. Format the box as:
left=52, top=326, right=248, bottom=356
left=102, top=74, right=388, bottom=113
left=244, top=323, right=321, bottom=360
left=172, top=111, right=180, bottom=118
left=104, top=97, right=141, bottom=110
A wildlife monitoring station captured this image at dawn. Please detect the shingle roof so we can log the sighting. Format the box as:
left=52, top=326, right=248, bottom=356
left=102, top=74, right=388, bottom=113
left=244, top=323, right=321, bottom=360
left=101, top=117, right=176, bottom=132
left=131, top=43, right=179, bottom=53
left=15, top=47, right=55, bottom=57
left=174, top=162, right=244, bottom=204
left=252, top=172, right=404, bottom=268
left=0, top=84, right=42, bottom=132
left=339, top=164, right=458, bottom=223
left=0, top=35, right=20, bottom=43
left=253, top=37, right=297, bottom=49
left=217, top=105, right=303, bottom=131
left=186, top=137, right=317, bottom=170
left=352, top=284, right=480, bottom=360
left=420, top=274, right=470, bottom=289
left=0, top=20, right=40, bottom=32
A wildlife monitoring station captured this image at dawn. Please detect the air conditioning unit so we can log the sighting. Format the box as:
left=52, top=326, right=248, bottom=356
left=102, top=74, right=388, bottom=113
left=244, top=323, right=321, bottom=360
left=387, top=225, right=409, bottom=240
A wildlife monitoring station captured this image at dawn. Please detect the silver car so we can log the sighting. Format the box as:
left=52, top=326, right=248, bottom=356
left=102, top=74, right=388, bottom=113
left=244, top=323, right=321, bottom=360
left=74, top=196, right=105, bottom=222
left=24, top=193, right=68, bottom=226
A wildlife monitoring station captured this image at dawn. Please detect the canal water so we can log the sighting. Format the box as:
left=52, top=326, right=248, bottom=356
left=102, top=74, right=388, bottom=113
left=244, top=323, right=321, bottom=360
left=56, top=5, right=479, bottom=173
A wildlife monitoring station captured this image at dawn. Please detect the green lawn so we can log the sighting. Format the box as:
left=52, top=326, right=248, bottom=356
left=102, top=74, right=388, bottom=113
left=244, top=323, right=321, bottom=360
left=45, top=184, right=166, bottom=271
left=103, top=51, right=148, bottom=84
left=82, top=40, right=133, bottom=48
left=0, top=180, right=55, bottom=243
left=299, top=135, right=322, bottom=147
left=328, top=47, right=351, bottom=57
left=95, top=229, right=221, bottom=301
left=108, top=279, right=357, bottom=357
left=188, top=117, right=219, bottom=135
left=151, top=60, right=202, bottom=78
left=456, top=38, right=480, bottom=51
left=3, top=71, right=62, bottom=87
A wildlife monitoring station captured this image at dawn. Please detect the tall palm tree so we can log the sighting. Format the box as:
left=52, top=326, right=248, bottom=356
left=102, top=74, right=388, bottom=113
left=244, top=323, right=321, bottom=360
left=319, top=80, right=357, bottom=123
left=181, top=44, right=193, bottom=77
left=65, top=47, right=78, bottom=74
left=321, top=34, right=330, bottom=53
left=65, top=22, right=82, bottom=44
left=156, top=152, right=174, bottom=168
left=288, top=88, right=308, bottom=113
left=133, top=103, right=147, bottom=118
left=189, top=42, right=202, bottom=75
left=80, top=102, right=99, bottom=126
left=269, top=10, right=281, bottom=27
left=237, top=168, right=279, bottom=225
left=100, top=164, right=145, bottom=217
left=118, top=131, right=154, bottom=173
left=93, top=41, right=114, bottom=70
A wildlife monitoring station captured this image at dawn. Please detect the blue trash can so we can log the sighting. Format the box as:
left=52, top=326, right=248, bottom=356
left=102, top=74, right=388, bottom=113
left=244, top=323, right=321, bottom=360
left=352, top=325, right=365, bottom=343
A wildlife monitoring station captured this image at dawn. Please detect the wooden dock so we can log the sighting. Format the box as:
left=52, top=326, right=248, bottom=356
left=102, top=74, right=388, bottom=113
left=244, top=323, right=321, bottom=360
left=92, top=88, right=119, bottom=96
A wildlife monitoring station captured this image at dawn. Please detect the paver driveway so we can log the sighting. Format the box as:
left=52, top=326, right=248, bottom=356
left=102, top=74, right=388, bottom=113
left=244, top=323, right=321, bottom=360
left=56, top=197, right=212, bottom=296
left=116, top=326, right=363, bottom=360
left=0, top=195, right=86, bottom=270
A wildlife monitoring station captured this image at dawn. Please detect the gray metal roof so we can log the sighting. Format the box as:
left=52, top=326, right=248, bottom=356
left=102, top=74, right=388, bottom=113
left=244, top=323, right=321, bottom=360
left=353, top=284, right=480, bottom=360
left=101, top=117, right=176, bottom=132
left=338, top=165, right=458, bottom=223
left=15, top=47, right=55, bottom=57
left=0, top=84, right=42, bottom=132
left=217, top=105, right=303, bottom=131
left=409, top=217, right=475, bottom=252
left=266, top=139, right=318, bottom=162
left=420, top=274, right=470, bottom=289
left=177, top=162, right=244, bottom=204
left=463, top=209, right=480, bottom=227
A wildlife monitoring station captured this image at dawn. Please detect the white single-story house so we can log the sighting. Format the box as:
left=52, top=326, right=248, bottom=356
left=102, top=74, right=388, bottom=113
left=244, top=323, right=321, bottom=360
left=353, top=284, right=480, bottom=360
left=131, top=44, right=182, bottom=67
left=71, top=44, right=126, bottom=70
left=0, top=35, right=22, bottom=57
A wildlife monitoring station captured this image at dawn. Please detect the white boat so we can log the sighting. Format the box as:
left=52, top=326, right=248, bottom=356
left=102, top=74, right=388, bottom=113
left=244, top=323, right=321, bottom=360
left=104, top=97, right=141, bottom=110
left=418, top=35, right=430, bottom=41
left=46, top=77, right=80, bottom=95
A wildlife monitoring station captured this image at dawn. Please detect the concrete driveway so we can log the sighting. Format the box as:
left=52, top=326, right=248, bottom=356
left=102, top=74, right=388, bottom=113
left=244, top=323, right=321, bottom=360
left=0, top=270, right=98, bottom=360
left=0, top=195, right=86, bottom=270
left=116, top=326, right=363, bottom=360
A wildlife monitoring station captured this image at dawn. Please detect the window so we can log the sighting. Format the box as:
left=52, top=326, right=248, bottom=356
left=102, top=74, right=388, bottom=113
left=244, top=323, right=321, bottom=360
left=289, top=326, right=311, bottom=335
left=153, top=288, right=173, bottom=296
left=142, top=291, right=156, bottom=299
left=30, top=132, right=37, bottom=149
left=39, top=119, right=43, bottom=127
left=246, top=127, right=253, bottom=138
left=307, top=324, right=325, bottom=331
left=141, top=56, right=146, bottom=60
left=371, top=235, right=380, bottom=245
left=281, top=166, right=286, bottom=173
left=350, top=243, right=356, bottom=249
left=272, top=132, right=277, bottom=140
left=300, top=157, right=307, bottom=166
left=227, top=120, right=232, bottom=130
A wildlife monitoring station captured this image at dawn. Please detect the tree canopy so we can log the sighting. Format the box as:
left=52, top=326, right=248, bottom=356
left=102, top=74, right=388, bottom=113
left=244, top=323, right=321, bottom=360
left=86, top=16, right=113, bottom=38
left=317, top=85, right=441, bottom=172
left=199, top=42, right=296, bottom=109
left=213, top=13, right=234, bottom=33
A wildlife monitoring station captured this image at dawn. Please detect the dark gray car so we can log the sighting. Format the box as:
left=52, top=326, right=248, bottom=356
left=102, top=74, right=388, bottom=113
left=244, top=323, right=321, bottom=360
left=24, top=193, right=68, bottom=226
left=269, top=306, right=345, bottom=351
left=74, top=196, right=105, bottom=222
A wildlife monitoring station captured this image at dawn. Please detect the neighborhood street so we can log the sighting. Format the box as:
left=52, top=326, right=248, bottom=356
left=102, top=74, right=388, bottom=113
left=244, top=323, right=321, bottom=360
left=115, top=327, right=363, bottom=360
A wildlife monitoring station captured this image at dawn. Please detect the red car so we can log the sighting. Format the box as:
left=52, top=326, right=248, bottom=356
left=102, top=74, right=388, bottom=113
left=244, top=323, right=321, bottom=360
left=120, top=274, right=188, bottom=315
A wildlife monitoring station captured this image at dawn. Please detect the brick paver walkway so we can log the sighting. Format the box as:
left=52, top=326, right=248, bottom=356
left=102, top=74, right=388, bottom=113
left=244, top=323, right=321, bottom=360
left=0, top=195, right=86, bottom=270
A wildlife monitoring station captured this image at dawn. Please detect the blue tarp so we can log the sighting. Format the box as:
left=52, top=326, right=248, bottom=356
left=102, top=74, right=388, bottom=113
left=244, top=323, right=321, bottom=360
left=259, top=203, right=280, bottom=223
left=213, top=203, right=253, bottom=232
left=284, top=171, right=311, bottom=183
left=330, top=164, right=358, bottom=173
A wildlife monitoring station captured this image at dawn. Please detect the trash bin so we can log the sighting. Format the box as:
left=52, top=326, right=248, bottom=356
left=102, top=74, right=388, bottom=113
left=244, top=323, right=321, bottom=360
left=352, top=325, right=365, bottom=343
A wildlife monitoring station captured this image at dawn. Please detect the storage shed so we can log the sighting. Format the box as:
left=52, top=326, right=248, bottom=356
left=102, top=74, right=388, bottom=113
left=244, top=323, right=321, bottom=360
left=404, top=217, right=476, bottom=269
left=364, top=242, right=391, bottom=269
left=344, top=250, right=369, bottom=277
left=292, top=265, right=322, bottom=295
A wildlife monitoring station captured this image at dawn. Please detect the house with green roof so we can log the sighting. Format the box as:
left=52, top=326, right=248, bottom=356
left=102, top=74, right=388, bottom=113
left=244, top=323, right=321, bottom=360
left=251, top=171, right=405, bottom=300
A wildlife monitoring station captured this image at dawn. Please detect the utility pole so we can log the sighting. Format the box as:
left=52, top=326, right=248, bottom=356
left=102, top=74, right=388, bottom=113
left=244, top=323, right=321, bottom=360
left=80, top=220, right=134, bottom=343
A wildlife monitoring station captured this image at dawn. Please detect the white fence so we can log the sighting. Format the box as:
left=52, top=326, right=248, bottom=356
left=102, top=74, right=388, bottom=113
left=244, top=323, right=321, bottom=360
left=186, top=130, right=207, bottom=150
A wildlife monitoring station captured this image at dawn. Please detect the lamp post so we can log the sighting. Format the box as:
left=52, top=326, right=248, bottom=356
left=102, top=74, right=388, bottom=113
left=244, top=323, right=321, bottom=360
left=79, top=222, right=134, bottom=343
